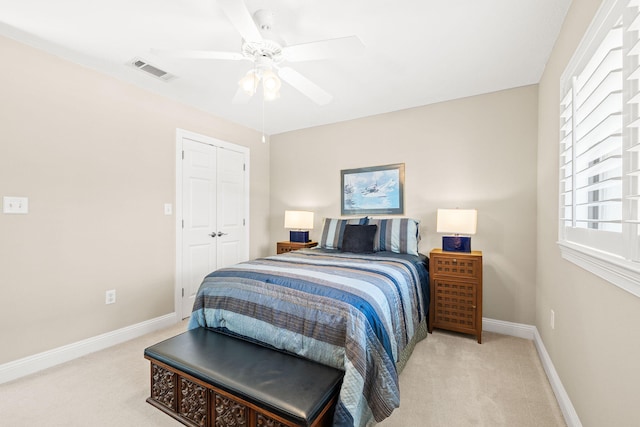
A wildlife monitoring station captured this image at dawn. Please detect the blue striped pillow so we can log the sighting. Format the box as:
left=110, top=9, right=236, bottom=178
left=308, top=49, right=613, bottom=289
left=319, top=217, right=368, bottom=249
left=367, top=217, right=420, bottom=255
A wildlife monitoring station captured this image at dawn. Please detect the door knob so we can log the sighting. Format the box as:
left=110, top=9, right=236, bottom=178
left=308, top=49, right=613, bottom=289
left=217, top=231, right=228, bottom=237
left=209, top=232, right=217, bottom=238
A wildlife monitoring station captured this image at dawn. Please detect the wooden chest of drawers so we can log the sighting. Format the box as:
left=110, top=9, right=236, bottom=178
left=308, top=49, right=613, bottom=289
left=428, top=249, right=483, bottom=343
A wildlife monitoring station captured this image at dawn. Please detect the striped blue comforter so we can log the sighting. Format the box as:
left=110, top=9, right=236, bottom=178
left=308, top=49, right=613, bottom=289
left=188, top=249, right=429, bottom=427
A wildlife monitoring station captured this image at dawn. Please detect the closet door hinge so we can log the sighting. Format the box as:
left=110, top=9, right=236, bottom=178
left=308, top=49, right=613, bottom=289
left=181, top=288, right=184, bottom=297
left=243, top=163, right=246, bottom=171
left=182, top=150, right=185, bottom=160
left=181, top=219, right=184, bottom=229
left=243, top=218, right=245, bottom=226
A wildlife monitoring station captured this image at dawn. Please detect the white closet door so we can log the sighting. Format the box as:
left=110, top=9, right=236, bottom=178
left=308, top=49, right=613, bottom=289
left=182, top=139, right=217, bottom=317
left=216, top=148, right=246, bottom=270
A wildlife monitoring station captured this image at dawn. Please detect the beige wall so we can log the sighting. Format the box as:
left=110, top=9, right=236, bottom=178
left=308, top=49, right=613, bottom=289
left=0, top=35, right=271, bottom=364
left=537, top=1, right=640, bottom=426
left=270, top=85, right=539, bottom=325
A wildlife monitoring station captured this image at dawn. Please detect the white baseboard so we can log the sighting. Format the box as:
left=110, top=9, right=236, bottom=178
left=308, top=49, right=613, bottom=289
left=531, top=327, right=583, bottom=427
left=483, top=317, right=536, bottom=339
left=0, top=313, right=178, bottom=385
left=483, top=317, right=582, bottom=427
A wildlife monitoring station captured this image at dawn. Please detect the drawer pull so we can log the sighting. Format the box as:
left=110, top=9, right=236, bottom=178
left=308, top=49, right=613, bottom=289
left=452, top=259, right=457, bottom=264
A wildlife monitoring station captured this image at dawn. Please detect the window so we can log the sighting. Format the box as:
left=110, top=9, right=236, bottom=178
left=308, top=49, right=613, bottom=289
left=559, top=0, right=640, bottom=297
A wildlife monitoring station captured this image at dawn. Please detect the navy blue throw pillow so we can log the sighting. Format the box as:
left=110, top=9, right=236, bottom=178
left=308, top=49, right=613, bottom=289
left=341, top=225, right=378, bottom=253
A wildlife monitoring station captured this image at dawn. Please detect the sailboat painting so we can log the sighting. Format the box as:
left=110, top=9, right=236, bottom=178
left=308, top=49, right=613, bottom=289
left=341, top=163, right=405, bottom=215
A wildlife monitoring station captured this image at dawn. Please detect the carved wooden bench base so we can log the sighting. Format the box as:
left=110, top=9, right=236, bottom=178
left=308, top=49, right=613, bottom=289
left=144, top=328, right=343, bottom=427
left=147, top=358, right=337, bottom=427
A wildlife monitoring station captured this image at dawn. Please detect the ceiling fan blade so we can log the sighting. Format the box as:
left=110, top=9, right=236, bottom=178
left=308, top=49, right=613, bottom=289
left=150, top=49, right=244, bottom=61
left=217, top=0, right=263, bottom=43
left=278, top=67, right=333, bottom=105
left=282, top=36, right=365, bottom=62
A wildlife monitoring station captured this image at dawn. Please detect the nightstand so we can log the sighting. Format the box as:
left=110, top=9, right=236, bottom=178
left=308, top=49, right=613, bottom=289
left=428, top=249, right=483, bottom=343
left=276, top=241, right=318, bottom=254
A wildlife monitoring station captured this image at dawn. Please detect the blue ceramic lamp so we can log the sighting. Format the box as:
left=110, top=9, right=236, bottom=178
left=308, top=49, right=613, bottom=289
left=284, top=210, right=314, bottom=243
left=437, top=208, right=477, bottom=252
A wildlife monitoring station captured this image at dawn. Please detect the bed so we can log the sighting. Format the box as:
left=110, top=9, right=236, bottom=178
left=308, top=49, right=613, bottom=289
left=188, top=217, right=429, bottom=427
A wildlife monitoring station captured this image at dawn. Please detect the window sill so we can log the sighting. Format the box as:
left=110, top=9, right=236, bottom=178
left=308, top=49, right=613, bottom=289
left=558, top=241, right=640, bottom=298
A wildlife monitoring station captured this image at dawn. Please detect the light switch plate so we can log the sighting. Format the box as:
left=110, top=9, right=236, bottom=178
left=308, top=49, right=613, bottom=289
left=164, top=203, right=172, bottom=215
left=3, top=196, right=29, bottom=214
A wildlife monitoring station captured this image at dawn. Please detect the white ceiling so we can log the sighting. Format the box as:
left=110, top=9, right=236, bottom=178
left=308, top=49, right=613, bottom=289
left=0, top=0, right=571, bottom=135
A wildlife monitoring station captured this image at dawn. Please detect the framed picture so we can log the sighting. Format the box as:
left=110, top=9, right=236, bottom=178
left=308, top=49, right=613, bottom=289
left=341, top=163, right=405, bottom=215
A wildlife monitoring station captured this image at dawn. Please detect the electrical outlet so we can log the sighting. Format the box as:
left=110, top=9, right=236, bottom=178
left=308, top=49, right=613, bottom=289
left=105, top=289, right=116, bottom=305
left=550, top=309, right=555, bottom=330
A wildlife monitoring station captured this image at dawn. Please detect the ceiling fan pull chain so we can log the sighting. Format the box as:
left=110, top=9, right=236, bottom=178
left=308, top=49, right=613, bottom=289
left=262, top=95, right=266, bottom=143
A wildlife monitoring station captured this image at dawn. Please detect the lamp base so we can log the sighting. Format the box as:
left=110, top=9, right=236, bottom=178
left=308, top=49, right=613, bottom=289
left=290, top=230, right=309, bottom=243
left=442, top=236, right=471, bottom=252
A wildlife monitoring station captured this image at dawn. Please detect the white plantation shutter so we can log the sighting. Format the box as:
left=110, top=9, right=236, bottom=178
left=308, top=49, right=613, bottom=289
left=559, top=0, right=640, bottom=297
left=627, top=0, right=640, bottom=262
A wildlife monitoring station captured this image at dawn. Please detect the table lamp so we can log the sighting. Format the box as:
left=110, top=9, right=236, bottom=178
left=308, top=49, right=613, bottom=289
left=436, top=208, right=477, bottom=252
left=284, top=210, right=314, bottom=243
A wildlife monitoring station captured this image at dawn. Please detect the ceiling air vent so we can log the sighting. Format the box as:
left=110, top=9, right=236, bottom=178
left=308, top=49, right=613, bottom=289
left=130, top=58, right=176, bottom=81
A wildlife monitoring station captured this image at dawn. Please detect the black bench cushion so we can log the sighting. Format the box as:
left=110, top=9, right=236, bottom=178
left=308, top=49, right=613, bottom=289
left=144, top=327, right=344, bottom=425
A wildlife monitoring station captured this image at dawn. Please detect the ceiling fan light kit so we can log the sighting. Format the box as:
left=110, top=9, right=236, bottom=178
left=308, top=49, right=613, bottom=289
left=238, top=66, right=282, bottom=100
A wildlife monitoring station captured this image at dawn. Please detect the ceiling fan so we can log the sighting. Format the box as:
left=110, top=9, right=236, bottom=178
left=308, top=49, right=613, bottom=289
left=152, top=0, right=365, bottom=106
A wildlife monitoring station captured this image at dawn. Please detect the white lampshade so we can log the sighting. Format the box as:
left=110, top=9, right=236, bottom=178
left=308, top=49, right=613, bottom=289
left=284, top=210, right=314, bottom=230
left=436, top=209, right=477, bottom=235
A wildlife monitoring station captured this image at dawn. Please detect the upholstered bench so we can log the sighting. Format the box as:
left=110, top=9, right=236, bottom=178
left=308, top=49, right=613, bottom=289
left=144, top=327, right=344, bottom=427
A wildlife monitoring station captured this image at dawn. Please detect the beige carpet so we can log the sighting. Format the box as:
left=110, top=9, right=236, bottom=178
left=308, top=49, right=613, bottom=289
left=0, top=321, right=565, bottom=427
